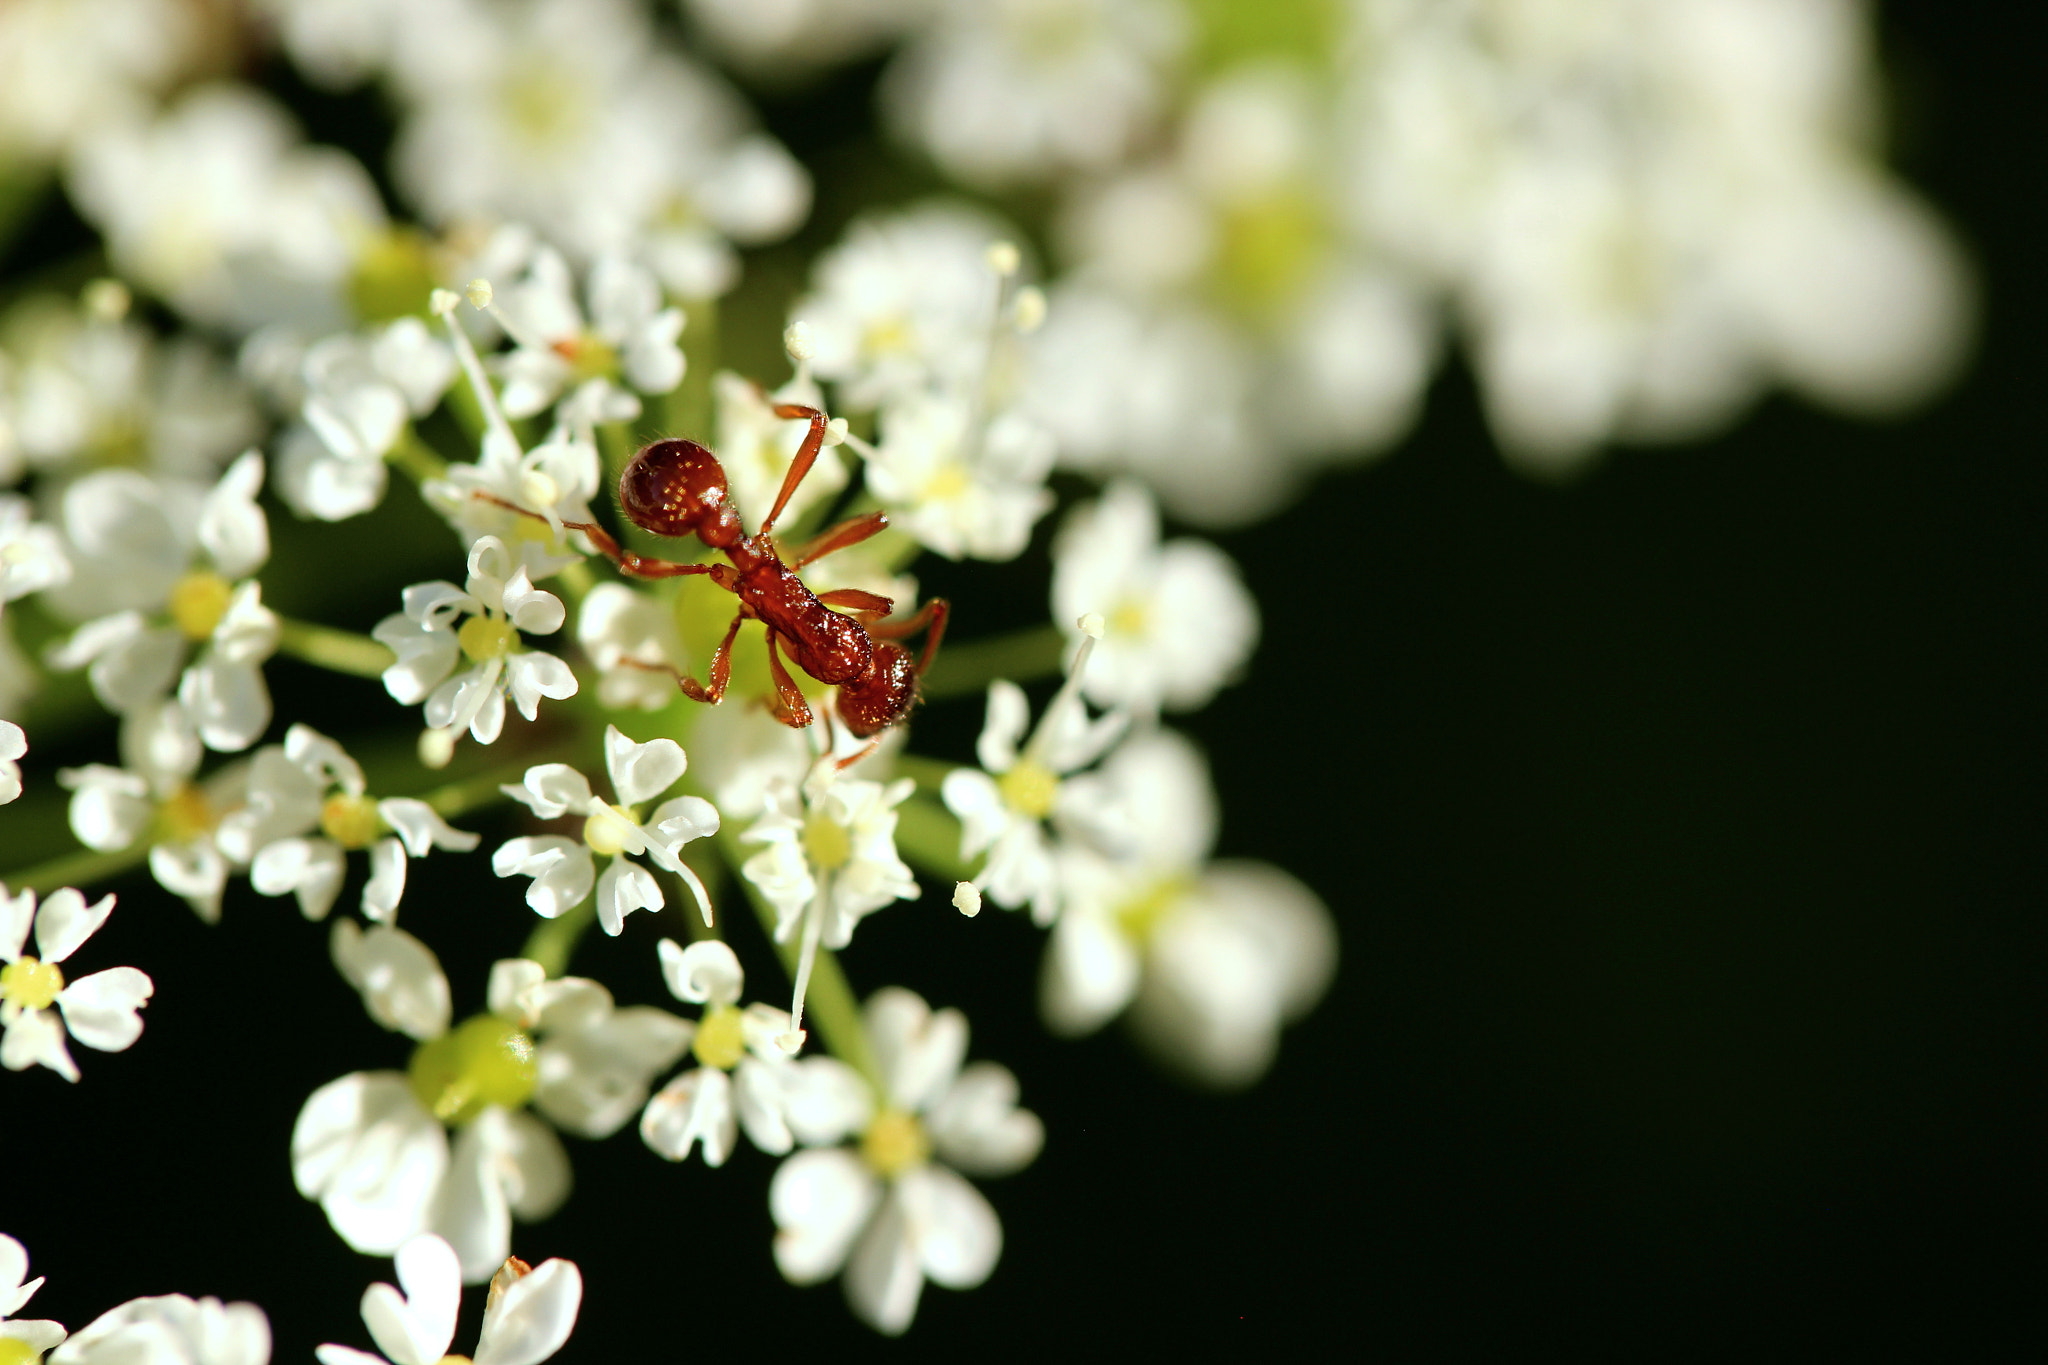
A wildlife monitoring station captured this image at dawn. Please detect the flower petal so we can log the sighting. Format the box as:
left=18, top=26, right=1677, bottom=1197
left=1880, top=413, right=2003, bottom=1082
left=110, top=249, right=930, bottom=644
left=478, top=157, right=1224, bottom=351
left=33, top=887, right=114, bottom=964
left=770, top=1148, right=879, bottom=1286
left=655, top=937, right=742, bottom=1006
left=332, top=920, right=452, bottom=1041
left=2, top=1008, right=78, bottom=1081
left=361, top=1233, right=461, bottom=1365
left=593, top=857, right=661, bottom=936
left=363, top=837, right=408, bottom=924
left=291, top=1072, right=448, bottom=1255
left=378, top=798, right=481, bottom=855
left=55, top=966, right=153, bottom=1052
left=638, top=1067, right=737, bottom=1167
left=842, top=1185, right=924, bottom=1336
left=473, top=1257, right=581, bottom=1365
left=492, top=837, right=594, bottom=920
left=865, top=987, right=968, bottom=1115
left=901, top=1163, right=1002, bottom=1289
left=602, top=725, right=686, bottom=806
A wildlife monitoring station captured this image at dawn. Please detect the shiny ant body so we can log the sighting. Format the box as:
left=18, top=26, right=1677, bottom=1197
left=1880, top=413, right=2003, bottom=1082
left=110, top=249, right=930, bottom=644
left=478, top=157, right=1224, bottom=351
left=481, top=403, right=946, bottom=735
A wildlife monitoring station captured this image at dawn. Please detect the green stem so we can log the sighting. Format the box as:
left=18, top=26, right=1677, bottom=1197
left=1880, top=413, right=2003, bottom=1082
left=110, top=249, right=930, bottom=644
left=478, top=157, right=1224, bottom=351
left=389, top=426, right=449, bottom=484
left=275, top=618, right=395, bottom=678
left=893, top=794, right=973, bottom=882
left=3, top=844, right=149, bottom=897
left=890, top=752, right=959, bottom=796
left=520, top=898, right=596, bottom=977
left=920, top=623, right=1065, bottom=699
left=667, top=295, right=719, bottom=440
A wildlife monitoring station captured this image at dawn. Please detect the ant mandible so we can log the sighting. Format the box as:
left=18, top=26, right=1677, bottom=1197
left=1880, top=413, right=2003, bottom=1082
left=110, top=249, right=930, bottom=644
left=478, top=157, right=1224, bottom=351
left=480, top=402, right=947, bottom=736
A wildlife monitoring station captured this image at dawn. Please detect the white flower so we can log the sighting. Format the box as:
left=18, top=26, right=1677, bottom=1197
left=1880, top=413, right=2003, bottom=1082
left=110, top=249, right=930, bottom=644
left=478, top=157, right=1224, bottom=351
left=0, top=497, right=73, bottom=606
left=1040, top=729, right=1338, bottom=1087
left=0, top=293, right=259, bottom=481
left=373, top=536, right=578, bottom=745
left=1, top=720, right=25, bottom=806
left=384, top=0, right=807, bottom=275
left=44, top=453, right=279, bottom=752
left=791, top=202, right=1023, bottom=408
left=66, top=81, right=388, bottom=334
left=640, top=939, right=802, bottom=1167
left=861, top=391, right=1054, bottom=562
left=491, top=249, right=684, bottom=425
left=0, top=0, right=203, bottom=164
left=314, top=1233, right=582, bottom=1365
left=1049, top=480, right=1256, bottom=718
left=277, top=318, right=458, bottom=521
left=574, top=584, right=687, bottom=712
left=493, top=725, right=719, bottom=936
left=1, top=1231, right=67, bottom=1358
left=941, top=625, right=1128, bottom=926
left=57, top=699, right=246, bottom=922
left=0, top=885, right=152, bottom=1082
left=215, top=724, right=480, bottom=924
left=294, top=944, right=688, bottom=1281
left=740, top=761, right=916, bottom=1047
left=768, top=988, right=1041, bottom=1335
left=47, top=1294, right=269, bottom=1365
left=881, top=0, right=1188, bottom=190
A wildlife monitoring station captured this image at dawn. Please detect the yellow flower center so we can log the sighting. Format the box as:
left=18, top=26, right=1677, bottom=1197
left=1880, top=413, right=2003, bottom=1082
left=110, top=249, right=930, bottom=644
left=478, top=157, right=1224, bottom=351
left=922, top=462, right=972, bottom=504
left=0, top=954, right=65, bottom=1012
left=1214, top=186, right=1329, bottom=322
left=861, top=314, right=914, bottom=356
left=168, top=570, right=234, bottom=640
left=457, top=614, right=517, bottom=663
left=802, top=808, right=852, bottom=871
left=997, top=758, right=1060, bottom=820
left=407, top=1014, right=538, bottom=1126
left=348, top=225, right=440, bottom=322
left=860, top=1108, right=932, bottom=1178
left=1, top=1339, right=48, bottom=1365
left=1114, top=876, right=1194, bottom=946
left=581, top=803, right=640, bottom=858
left=497, top=59, right=591, bottom=150
left=692, top=1003, right=747, bottom=1071
left=1108, top=597, right=1151, bottom=640
left=156, top=783, right=217, bottom=843
left=320, top=793, right=384, bottom=850
left=554, top=333, right=621, bottom=386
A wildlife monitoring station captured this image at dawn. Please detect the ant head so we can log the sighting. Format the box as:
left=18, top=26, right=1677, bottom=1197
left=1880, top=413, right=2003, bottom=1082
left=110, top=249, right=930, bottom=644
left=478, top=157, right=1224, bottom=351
left=835, top=642, right=918, bottom=737
left=620, top=438, right=742, bottom=548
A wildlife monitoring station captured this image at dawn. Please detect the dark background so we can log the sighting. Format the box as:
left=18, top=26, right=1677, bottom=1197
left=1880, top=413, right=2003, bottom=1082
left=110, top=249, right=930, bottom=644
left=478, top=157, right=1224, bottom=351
left=6, top=1, right=2039, bottom=1357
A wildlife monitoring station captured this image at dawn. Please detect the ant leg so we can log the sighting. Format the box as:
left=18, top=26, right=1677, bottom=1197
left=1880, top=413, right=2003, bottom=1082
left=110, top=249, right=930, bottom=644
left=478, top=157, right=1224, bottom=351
left=816, top=588, right=895, bottom=617
left=870, top=598, right=950, bottom=675
left=469, top=492, right=717, bottom=581
left=676, top=612, right=745, bottom=706
left=763, top=631, right=815, bottom=728
left=792, top=510, right=890, bottom=569
left=758, top=402, right=830, bottom=536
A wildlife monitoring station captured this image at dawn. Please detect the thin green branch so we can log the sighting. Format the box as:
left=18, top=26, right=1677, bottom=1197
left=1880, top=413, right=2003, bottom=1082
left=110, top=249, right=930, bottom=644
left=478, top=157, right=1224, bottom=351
left=3, top=844, right=150, bottom=897
left=893, top=794, right=973, bottom=882
left=389, top=425, right=449, bottom=484
left=275, top=618, right=396, bottom=677
left=920, top=623, right=1065, bottom=699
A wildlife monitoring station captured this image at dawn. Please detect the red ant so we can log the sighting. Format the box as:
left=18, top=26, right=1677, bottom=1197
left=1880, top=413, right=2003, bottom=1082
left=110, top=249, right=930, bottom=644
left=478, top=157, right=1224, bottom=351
left=479, top=403, right=946, bottom=735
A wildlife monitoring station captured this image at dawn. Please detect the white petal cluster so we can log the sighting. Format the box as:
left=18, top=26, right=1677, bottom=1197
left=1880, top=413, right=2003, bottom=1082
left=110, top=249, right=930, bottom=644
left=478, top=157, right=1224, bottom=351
left=48, top=1294, right=269, bottom=1365
left=373, top=536, right=578, bottom=745
left=0, top=0, right=203, bottom=165
left=573, top=583, right=688, bottom=713
left=1043, top=729, right=1338, bottom=1087
left=0, top=720, right=24, bottom=805
left=493, top=725, right=719, bottom=935
left=941, top=640, right=1128, bottom=925
left=44, top=452, right=278, bottom=753
left=770, top=988, right=1041, bottom=1335
left=0, top=295, right=258, bottom=484
left=640, top=939, right=803, bottom=1167
left=274, top=318, right=458, bottom=521
left=295, top=937, right=689, bottom=1281
left=65, top=82, right=388, bottom=335
left=861, top=393, right=1053, bottom=563
left=1050, top=480, right=1257, bottom=718
left=882, top=0, right=1189, bottom=190
left=57, top=701, right=247, bottom=922
left=710, top=369, right=849, bottom=537
left=1, top=1231, right=66, bottom=1358
left=315, top=1233, right=581, bottom=1365
left=215, top=724, right=479, bottom=924
left=741, top=764, right=918, bottom=950
left=1342, top=0, right=1974, bottom=472
left=0, top=886, right=152, bottom=1083
left=290, top=0, right=812, bottom=289
left=492, top=249, right=684, bottom=428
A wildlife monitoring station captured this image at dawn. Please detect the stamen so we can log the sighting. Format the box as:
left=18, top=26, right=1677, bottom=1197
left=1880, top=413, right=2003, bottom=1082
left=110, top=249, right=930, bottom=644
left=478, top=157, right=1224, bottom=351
left=1012, top=285, right=1047, bottom=334
left=953, top=882, right=982, bottom=917
left=675, top=859, right=715, bottom=928
left=784, top=873, right=831, bottom=1055
left=1018, top=613, right=1106, bottom=770
left=83, top=277, right=131, bottom=322
left=437, top=288, right=524, bottom=459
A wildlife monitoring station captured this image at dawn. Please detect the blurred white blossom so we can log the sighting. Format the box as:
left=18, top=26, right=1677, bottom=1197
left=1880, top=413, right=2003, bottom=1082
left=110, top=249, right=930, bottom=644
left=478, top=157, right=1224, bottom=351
left=0, top=885, right=151, bottom=1083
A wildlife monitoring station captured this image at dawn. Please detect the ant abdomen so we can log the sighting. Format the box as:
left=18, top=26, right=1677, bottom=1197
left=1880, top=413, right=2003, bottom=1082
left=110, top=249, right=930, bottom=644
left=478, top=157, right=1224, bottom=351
left=836, top=643, right=919, bottom=736
left=620, top=438, right=742, bottom=548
